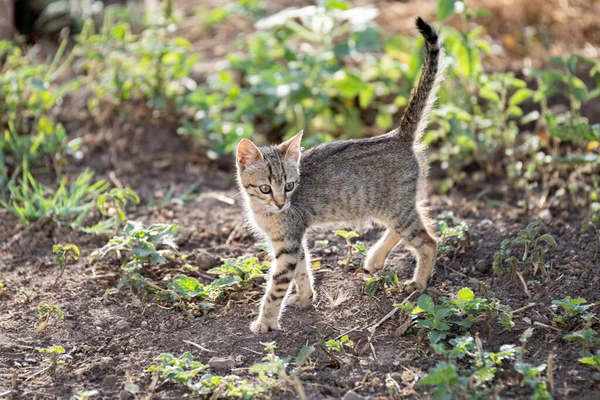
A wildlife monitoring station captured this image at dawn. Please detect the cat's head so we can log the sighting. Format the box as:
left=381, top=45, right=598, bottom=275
left=236, top=131, right=303, bottom=214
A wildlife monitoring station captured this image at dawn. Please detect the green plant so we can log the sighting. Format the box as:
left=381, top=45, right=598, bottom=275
left=334, top=230, right=367, bottom=272
left=90, top=223, right=270, bottom=309
left=0, top=39, right=80, bottom=184
left=146, top=352, right=209, bottom=385
left=96, top=188, right=140, bottom=231
left=551, top=296, right=597, bottom=326
left=364, top=271, right=399, bottom=296
left=89, top=221, right=181, bottom=294
left=198, top=0, right=266, bottom=29
left=37, top=303, right=64, bottom=332
left=146, top=352, right=270, bottom=398
left=579, top=350, right=600, bottom=371
left=52, top=244, right=80, bottom=285
left=435, top=212, right=472, bottom=265
left=323, top=335, right=354, bottom=353
left=493, top=221, right=557, bottom=279
left=0, top=282, right=6, bottom=297
left=418, top=334, right=519, bottom=400
left=70, top=390, right=99, bottom=400
left=564, top=329, right=600, bottom=351
left=37, top=345, right=69, bottom=371
left=2, top=169, right=109, bottom=227
left=582, top=203, right=600, bottom=249
left=514, top=360, right=553, bottom=400
left=249, top=342, right=314, bottom=400
left=400, top=288, right=512, bottom=345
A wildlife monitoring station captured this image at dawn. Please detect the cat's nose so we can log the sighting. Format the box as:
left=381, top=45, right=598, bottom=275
left=275, top=203, right=284, bottom=209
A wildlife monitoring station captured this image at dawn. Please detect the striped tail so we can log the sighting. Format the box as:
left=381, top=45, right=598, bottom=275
left=396, top=17, right=444, bottom=142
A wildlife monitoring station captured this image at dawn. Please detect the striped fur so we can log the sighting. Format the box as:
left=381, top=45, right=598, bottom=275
left=237, top=18, right=445, bottom=333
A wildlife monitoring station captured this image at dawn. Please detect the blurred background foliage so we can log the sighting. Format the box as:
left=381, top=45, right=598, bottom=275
left=0, top=0, right=599, bottom=229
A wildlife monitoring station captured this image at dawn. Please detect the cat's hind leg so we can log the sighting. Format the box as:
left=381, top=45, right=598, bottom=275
left=364, top=229, right=401, bottom=273
left=395, top=210, right=437, bottom=293
left=288, top=243, right=315, bottom=308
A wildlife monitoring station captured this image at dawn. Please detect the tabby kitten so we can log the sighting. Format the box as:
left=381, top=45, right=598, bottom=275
left=236, top=17, right=444, bottom=333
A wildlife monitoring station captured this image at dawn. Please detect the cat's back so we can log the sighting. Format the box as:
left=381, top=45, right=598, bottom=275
left=299, top=132, right=417, bottom=179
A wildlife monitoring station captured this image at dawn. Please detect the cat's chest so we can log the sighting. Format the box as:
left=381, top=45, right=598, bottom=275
left=249, top=210, right=285, bottom=237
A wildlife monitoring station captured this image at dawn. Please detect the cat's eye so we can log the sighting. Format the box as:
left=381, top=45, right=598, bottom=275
left=284, top=182, right=295, bottom=192
left=259, top=185, right=271, bottom=194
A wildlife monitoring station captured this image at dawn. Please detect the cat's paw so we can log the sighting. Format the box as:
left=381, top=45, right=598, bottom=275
left=403, top=279, right=428, bottom=294
left=288, top=293, right=314, bottom=309
left=250, top=318, right=279, bottom=334
left=363, top=259, right=384, bottom=274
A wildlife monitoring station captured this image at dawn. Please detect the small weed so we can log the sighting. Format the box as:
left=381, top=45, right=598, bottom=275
left=564, top=329, right=600, bottom=351
left=91, top=222, right=269, bottom=310
left=249, top=342, right=314, bottom=400
left=334, top=230, right=367, bottom=272
left=15, top=290, right=37, bottom=304
left=551, top=296, right=597, bottom=326
left=514, top=360, right=553, bottom=400
left=37, top=345, right=70, bottom=372
left=70, top=390, right=99, bottom=400
left=399, top=288, right=512, bottom=345
left=0, top=282, right=6, bottom=297
left=582, top=204, right=600, bottom=250
left=364, top=271, right=399, bottom=297
left=493, top=221, right=557, bottom=279
left=579, top=351, right=600, bottom=371
left=2, top=169, right=108, bottom=227
left=96, top=188, right=140, bottom=232
left=323, top=335, right=354, bottom=353
left=52, top=244, right=80, bottom=285
left=146, top=352, right=209, bottom=385
left=37, top=303, right=64, bottom=332
left=418, top=334, right=519, bottom=399
left=436, top=212, right=472, bottom=265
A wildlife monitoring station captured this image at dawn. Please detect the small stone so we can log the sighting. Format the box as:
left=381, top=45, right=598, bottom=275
left=531, top=314, right=550, bottom=325
left=103, top=375, right=118, bottom=388
left=388, top=372, right=403, bottom=382
left=115, top=320, right=131, bottom=332
left=208, top=356, right=235, bottom=372
left=343, top=390, right=366, bottom=400
left=100, top=357, right=113, bottom=366
left=141, top=321, right=148, bottom=328
left=119, top=390, right=133, bottom=400
left=475, top=259, right=489, bottom=273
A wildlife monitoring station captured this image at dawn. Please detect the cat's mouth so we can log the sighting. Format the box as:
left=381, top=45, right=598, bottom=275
left=268, top=204, right=289, bottom=213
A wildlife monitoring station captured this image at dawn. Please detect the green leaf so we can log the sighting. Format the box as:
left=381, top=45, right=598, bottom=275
left=536, top=234, right=557, bottom=248
left=296, top=345, right=315, bottom=366
left=438, top=0, right=457, bottom=21
left=417, top=294, right=435, bottom=314
left=172, top=275, right=204, bottom=298
left=132, top=241, right=157, bottom=258
left=457, top=287, right=474, bottom=302
left=509, top=88, right=533, bottom=105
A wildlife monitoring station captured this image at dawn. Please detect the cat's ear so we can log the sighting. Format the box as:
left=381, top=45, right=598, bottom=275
left=278, top=130, right=303, bottom=163
left=237, top=139, right=263, bottom=170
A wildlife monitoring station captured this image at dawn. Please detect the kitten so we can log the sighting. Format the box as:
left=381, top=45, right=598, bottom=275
left=236, top=17, right=444, bottom=333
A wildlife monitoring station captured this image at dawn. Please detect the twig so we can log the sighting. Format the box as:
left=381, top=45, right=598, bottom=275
left=533, top=321, right=562, bottom=332
left=183, top=340, right=216, bottom=353
left=516, top=271, right=531, bottom=298
left=334, top=326, right=361, bottom=340
left=512, top=303, right=537, bottom=315
left=226, top=222, right=242, bottom=245
left=369, top=291, right=417, bottom=331
left=547, top=346, right=556, bottom=393
left=22, top=365, right=52, bottom=383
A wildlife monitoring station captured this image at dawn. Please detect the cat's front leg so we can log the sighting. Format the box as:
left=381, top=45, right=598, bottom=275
left=250, top=238, right=302, bottom=333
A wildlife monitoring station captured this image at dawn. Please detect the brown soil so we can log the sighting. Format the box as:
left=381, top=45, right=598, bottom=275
left=1, top=112, right=599, bottom=400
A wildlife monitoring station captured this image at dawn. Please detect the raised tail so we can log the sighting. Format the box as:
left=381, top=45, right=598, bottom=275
left=395, top=17, right=444, bottom=142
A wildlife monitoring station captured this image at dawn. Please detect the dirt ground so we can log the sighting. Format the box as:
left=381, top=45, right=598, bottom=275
left=1, top=111, right=599, bottom=399
left=2, top=0, right=600, bottom=398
